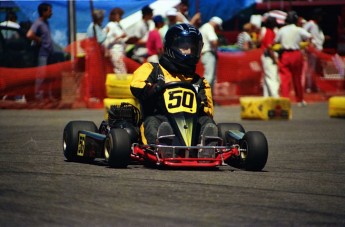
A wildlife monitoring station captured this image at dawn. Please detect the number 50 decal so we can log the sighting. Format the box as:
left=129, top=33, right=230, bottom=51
left=163, top=87, right=197, bottom=114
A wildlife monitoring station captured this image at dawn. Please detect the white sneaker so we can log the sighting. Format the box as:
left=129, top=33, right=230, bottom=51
left=15, top=95, right=27, bottom=103
left=297, top=100, right=307, bottom=107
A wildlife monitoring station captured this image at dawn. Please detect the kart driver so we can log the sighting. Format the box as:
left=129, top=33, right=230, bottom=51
left=130, top=23, right=218, bottom=145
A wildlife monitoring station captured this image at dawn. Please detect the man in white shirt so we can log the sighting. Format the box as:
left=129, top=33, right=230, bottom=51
left=199, top=16, right=222, bottom=88
left=275, top=11, right=311, bottom=107
left=130, top=5, right=154, bottom=63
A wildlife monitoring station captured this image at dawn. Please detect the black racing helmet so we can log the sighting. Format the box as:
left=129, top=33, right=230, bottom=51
left=163, top=23, right=203, bottom=73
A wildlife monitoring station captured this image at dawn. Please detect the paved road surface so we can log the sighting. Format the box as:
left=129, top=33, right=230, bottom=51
left=0, top=102, right=345, bottom=226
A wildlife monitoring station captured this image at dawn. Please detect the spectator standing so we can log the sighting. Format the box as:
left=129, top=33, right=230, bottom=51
left=1, top=11, right=20, bottom=28
left=159, top=8, right=178, bottom=39
left=1, top=11, right=20, bottom=39
left=303, top=8, right=326, bottom=93
left=86, top=9, right=106, bottom=44
left=26, top=2, right=54, bottom=101
left=274, top=11, right=311, bottom=107
left=104, top=7, right=127, bottom=74
left=146, top=15, right=164, bottom=63
left=1, top=11, right=25, bottom=102
left=199, top=16, right=223, bottom=88
left=258, top=16, right=280, bottom=97
left=130, top=5, right=154, bottom=63
left=176, top=0, right=201, bottom=28
left=236, top=23, right=255, bottom=50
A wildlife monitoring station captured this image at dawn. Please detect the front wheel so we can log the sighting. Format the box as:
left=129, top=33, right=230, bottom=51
left=239, top=131, right=268, bottom=171
left=104, top=128, right=131, bottom=168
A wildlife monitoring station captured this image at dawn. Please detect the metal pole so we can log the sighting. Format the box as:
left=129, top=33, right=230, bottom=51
left=68, top=0, right=76, bottom=60
left=89, top=0, right=97, bottom=39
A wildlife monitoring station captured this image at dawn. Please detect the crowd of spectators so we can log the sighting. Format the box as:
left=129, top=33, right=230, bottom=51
left=85, top=2, right=327, bottom=106
left=231, top=9, right=327, bottom=106
left=1, top=1, right=333, bottom=106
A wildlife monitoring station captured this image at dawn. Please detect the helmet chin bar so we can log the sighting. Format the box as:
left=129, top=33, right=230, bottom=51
left=160, top=55, right=196, bottom=75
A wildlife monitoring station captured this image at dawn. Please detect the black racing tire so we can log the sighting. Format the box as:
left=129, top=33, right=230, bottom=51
left=104, top=128, right=131, bottom=168
left=217, top=123, right=245, bottom=145
left=239, top=131, right=268, bottom=171
left=63, top=121, right=98, bottom=162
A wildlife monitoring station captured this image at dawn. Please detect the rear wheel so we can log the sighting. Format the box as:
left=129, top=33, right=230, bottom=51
left=63, top=121, right=98, bottom=162
left=239, top=131, right=268, bottom=171
left=104, top=128, right=131, bottom=168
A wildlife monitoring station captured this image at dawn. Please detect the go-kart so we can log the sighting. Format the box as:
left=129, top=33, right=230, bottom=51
left=63, top=82, right=268, bottom=171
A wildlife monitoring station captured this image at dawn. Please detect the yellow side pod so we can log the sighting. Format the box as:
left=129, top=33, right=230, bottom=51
left=105, top=73, right=134, bottom=99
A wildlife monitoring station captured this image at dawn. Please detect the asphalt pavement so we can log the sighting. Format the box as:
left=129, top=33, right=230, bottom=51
left=0, top=102, right=345, bottom=226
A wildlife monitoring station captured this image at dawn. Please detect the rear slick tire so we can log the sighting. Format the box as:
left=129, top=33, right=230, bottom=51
left=63, top=121, right=98, bottom=162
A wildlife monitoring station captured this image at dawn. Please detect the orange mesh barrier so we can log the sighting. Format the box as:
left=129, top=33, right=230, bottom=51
left=196, top=49, right=264, bottom=105
left=196, top=48, right=264, bottom=84
left=1, top=38, right=141, bottom=109
left=0, top=60, right=83, bottom=109
left=306, top=46, right=345, bottom=96
left=80, top=38, right=106, bottom=107
left=1, top=42, right=342, bottom=109
left=196, top=47, right=344, bottom=105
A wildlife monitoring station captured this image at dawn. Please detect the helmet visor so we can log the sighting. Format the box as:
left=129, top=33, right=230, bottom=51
left=171, top=36, right=202, bottom=58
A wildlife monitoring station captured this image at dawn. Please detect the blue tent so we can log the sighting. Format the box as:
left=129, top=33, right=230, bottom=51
left=3, top=0, right=156, bottom=47
left=1, top=0, right=255, bottom=47
left=188, top=0, right=255, bottom=24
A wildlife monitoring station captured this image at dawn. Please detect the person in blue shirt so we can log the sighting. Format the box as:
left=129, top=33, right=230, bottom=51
left=27, top=2, right=54, bottom=101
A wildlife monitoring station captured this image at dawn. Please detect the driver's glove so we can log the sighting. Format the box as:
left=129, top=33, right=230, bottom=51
left=145, top=74, right=165, bottom=97
left=198, top=89, right=208, bottom=108
left=154, top=73, right=165, bottom=93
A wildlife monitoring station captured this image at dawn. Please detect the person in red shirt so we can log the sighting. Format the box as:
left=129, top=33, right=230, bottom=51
left=146, top=15, right=164, bottom=63
left=259, top=16, right=280, bottom=97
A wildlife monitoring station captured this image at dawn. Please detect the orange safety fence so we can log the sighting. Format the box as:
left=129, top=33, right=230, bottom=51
left=200, top=46, right=344, bottom=105
left=0, top=38, right=140, bottom=109
left=0, top=60, right=82, bottom=109
left=197, top=48, right=264, bottom=105
left=306, top=46, right=345, bottom=95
